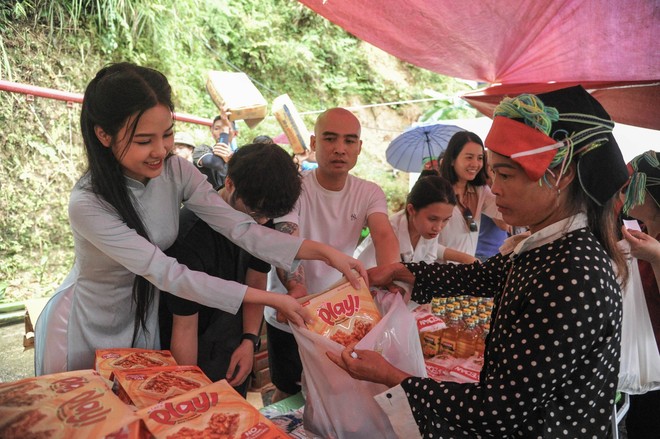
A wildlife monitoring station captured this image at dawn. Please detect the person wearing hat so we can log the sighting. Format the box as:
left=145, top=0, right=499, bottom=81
left=173, top=132, right=196, bottom=162
left=620, top=150, right=660, bottom=438
left=328, top=86, right=629, bottom=437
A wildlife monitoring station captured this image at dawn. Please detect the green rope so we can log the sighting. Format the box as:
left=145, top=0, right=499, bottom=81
left=495, top=94, right=569, bottom=183
left=548, top=139, right=573, bottom=169
left=623, top=151, right=660, bottom=214
left=623, top=172, right=647, bottom=215
left=633, top=150, right=660, bottom=170
left=493, top=94, right=559, bottom=135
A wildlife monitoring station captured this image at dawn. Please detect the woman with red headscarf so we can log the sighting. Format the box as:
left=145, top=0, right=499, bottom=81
left=329, top=86, right=629, bottom=437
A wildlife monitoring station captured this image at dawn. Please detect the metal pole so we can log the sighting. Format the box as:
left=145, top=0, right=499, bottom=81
left=0, top=80, right=213, bottom=126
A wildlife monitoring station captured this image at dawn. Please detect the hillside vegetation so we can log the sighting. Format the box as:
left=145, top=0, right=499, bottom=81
left=0, top=0, right=478, bottom=303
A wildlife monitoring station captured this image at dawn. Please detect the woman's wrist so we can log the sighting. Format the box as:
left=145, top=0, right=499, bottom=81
left=383, top=367, right=411, bottom=387
left=297, top=240, right=329, bottom=264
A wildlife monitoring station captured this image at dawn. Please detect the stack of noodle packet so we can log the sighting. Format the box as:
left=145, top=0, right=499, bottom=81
left=0, top=369, right=145, bottom=438
left=113, top=365, right=213, bottom=409
left=95, top=348, right=178, bottom=381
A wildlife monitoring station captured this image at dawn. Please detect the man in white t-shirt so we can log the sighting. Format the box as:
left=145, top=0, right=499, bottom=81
left=265, top=107, right=400, bottom=402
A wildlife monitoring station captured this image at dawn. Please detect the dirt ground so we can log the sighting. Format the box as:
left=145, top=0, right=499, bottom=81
left=0, top=322, right=34, bottom=383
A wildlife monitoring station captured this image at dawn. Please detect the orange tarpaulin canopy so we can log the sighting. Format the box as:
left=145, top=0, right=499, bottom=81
left=298, top=0, right=660, bottom=129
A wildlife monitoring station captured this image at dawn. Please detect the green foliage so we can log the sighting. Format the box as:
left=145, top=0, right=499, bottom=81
left=0, top=0, right=478, bottom=303
left=0, top=92, right=82, bottom=302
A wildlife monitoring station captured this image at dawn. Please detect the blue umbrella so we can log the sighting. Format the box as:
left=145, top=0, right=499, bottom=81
left=386, top=123, right=465, bottom=172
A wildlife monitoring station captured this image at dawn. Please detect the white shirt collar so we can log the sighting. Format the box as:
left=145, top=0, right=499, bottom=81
left=500, top=212, right=588, bottom=259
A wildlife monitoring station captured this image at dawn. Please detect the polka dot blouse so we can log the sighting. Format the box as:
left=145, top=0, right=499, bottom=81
left=402, top=227, right=622, bottom=438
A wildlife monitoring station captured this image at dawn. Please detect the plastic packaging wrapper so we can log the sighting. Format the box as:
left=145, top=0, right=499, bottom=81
left=0, top=369, right=142, bottom=438
left=259, top=393, right=306, bottom=438
left=414, top=309, right=446, bottom=334
left=137, top=379, right=285, bottom=438
left=114, top=365, right=212, bottom=409
left=300, top=276, right=380, bottom=347
left=617, top=240, right=660, bottom=394
left=95, top=348, right=177, bottom=381
left=292, top=291, right=426, bottom=439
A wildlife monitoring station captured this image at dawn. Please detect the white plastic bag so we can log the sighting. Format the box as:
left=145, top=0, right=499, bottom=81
left=618, top=245, right=660, bottom=394
left=291, top=291, right=426, bottom=439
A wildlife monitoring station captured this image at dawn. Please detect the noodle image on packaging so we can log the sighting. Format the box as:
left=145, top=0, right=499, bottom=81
left=300, top=277, right=381, bottom=347
left=113, top=365, right=212, bottom=409
left=95, top=348, right=177, bottom=380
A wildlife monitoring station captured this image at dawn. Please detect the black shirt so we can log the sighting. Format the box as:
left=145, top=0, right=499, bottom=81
left=159, top=208, right=272, bottom=384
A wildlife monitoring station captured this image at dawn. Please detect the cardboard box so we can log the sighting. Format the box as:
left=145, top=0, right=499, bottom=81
left=252, top=351, right=269, bottom=373
left=23, top=297, right=50, bottom=348
left=272, top=94, right=310, bottom=154
left=251, top=368, right=271, bottom=389
left=206, top=71, right=267, bottom=127
left=258, top=333, right=268, bottom=353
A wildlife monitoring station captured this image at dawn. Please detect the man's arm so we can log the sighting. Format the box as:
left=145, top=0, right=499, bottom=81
left=243, top=269, right=267, bottom=334
left=367, top=212, right=400, bottom=266
left=226, top=268, right=265, bottom=387
left=275, top=221, right=308, bottom=300
left=162, top=238, right=204, bottom=368
left=170, top=313, right=199, bottom=366
left=196, top=150, right=229, bottom=172
left=212, top=143, right=233, bottom=163
left=215, top=109, right=235, bottom=161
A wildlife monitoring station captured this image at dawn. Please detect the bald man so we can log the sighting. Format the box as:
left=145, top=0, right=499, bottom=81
left=265, top=108, right=400, bottom=401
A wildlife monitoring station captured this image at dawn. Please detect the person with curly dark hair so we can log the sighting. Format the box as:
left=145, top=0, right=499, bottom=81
left=160, top=142, right=302, bottom=396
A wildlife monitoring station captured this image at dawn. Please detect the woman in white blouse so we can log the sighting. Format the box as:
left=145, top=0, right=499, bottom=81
left=35, top=62, right=364, bottom=375
left=354, top=174, right=475, bottom=267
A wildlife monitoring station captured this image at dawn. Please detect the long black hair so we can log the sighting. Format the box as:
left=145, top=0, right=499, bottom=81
left=439, top=131, right=488, bottom=186
left=80, top=62, right=174, bottom=346
left=407, top=175, right=457, bottom=214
